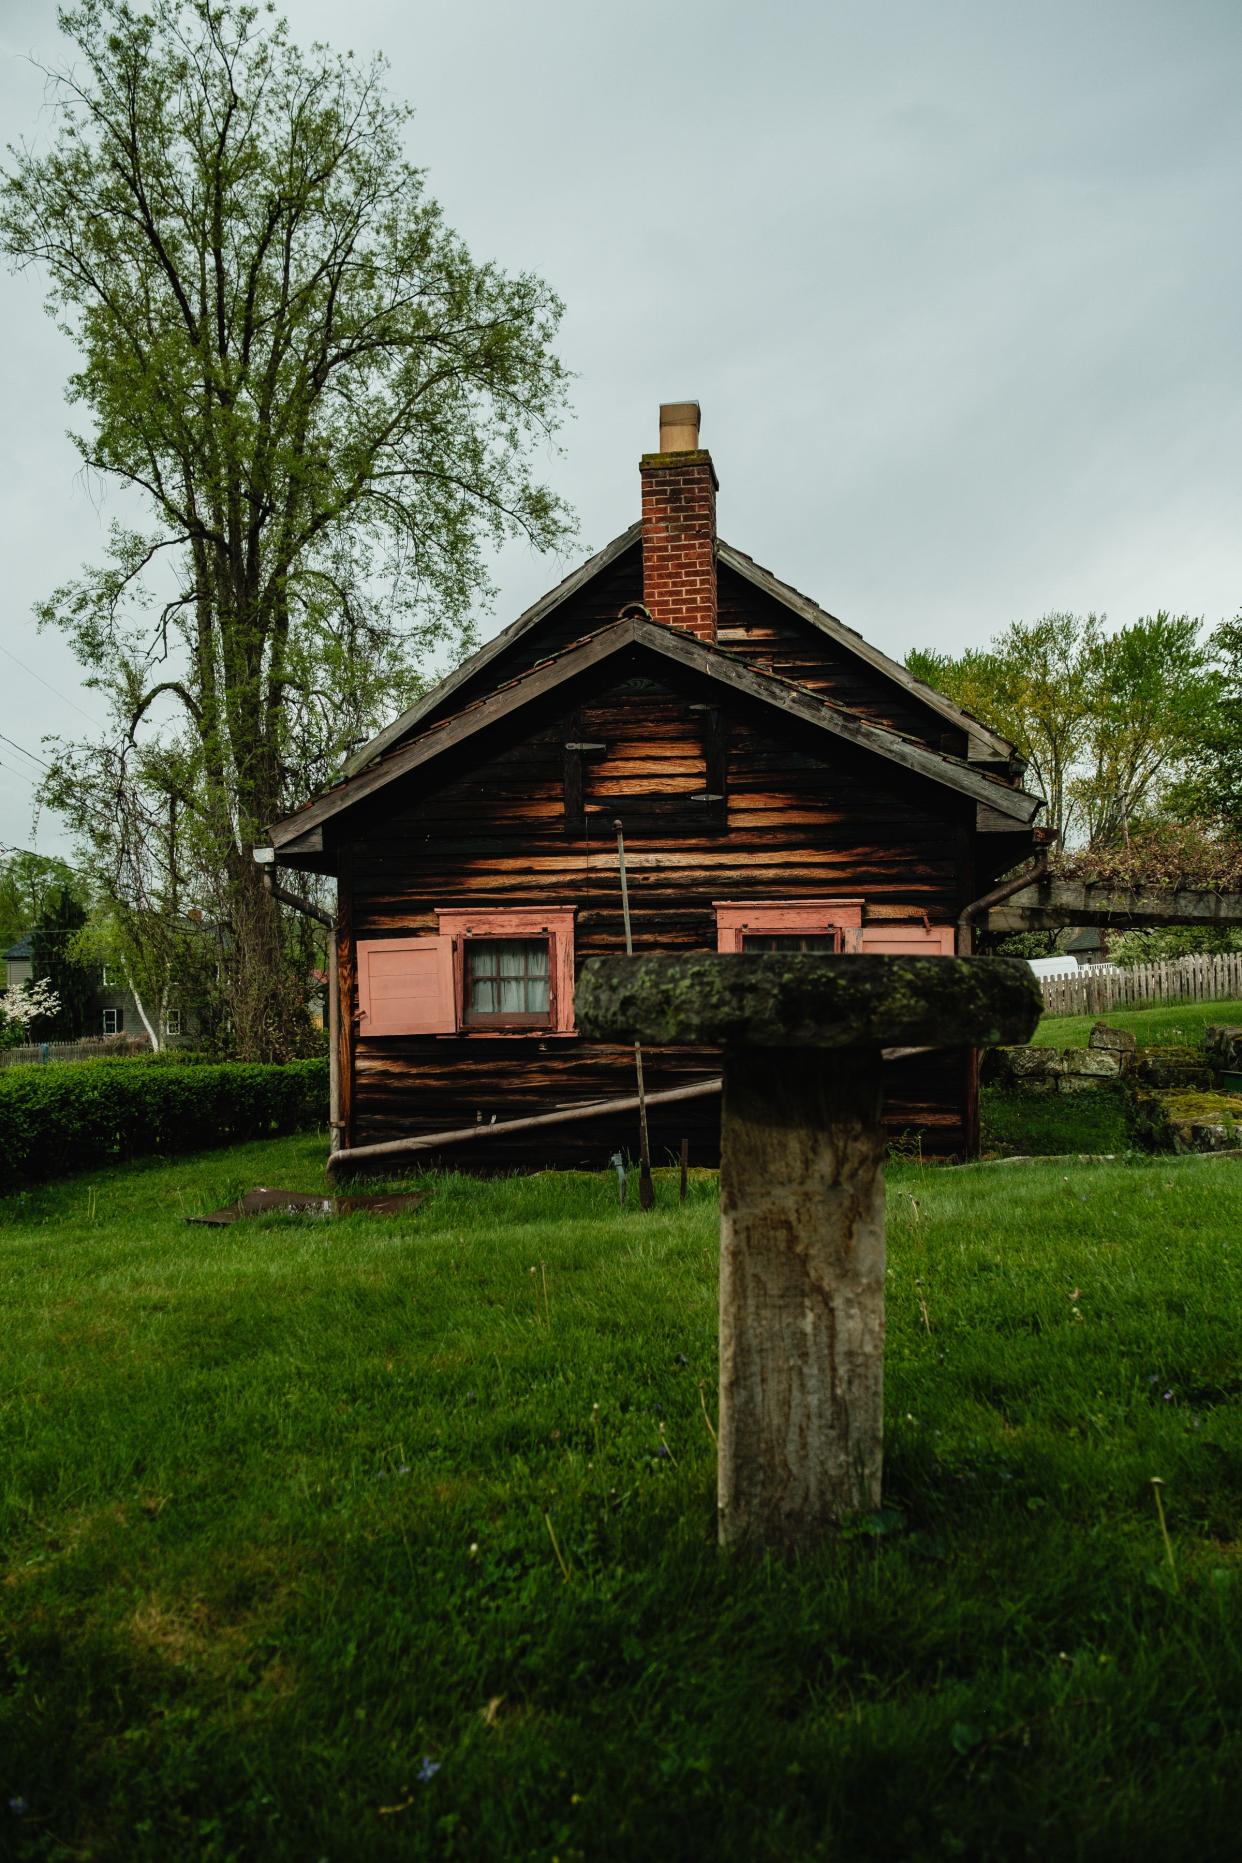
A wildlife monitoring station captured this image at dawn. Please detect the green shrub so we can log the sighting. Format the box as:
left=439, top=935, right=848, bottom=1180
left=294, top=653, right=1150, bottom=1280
left=0, top=1058, right=327, bottom=1185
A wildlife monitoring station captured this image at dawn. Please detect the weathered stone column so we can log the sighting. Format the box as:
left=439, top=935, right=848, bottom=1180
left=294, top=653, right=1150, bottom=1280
left=576, top=954, right=1041, bottom=1552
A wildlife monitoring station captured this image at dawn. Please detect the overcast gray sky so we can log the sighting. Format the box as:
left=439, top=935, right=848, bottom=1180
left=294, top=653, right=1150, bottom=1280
left=2, top=0, right=1240, bottom=858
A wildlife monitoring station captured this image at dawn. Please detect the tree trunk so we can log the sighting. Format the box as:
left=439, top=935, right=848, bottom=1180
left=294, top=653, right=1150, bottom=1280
left=717, top=1046, right=886, bottom=1549
left=121, top=956, right=160, bottom=1052
left=223, top=848, right=313, bottom=1060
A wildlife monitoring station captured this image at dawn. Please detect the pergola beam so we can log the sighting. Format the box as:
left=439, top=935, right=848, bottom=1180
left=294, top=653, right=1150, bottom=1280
left=985, top=879, right=1242, bottom=933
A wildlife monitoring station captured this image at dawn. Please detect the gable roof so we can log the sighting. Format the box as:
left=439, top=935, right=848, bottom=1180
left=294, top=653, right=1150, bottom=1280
left=341, top=522, right=1016, bottom=780
left=271, top=613, right=1039, bottom=852
left=4, top=935, right=33, bottom=961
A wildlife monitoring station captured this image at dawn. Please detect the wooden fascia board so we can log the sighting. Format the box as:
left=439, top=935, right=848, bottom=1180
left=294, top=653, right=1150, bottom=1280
left=340, top=523, right=643, bottom=777
left=717, top=541, right=1016, bottom=762
left=631, top=620, right=1040, bottom=822
left=271, top=614, right=1040, bottom=846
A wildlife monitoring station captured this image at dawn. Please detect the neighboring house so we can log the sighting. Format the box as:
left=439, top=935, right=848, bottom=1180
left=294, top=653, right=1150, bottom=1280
left=3, top=939, right=190, bottom=1042
left=1065, top=927, right=1111, bottom=966
left=4, top=936, right=34, bottom=989
left=96, top=957, right=204, bottom=1044
left=266, top=403, right=1043, bottom=1163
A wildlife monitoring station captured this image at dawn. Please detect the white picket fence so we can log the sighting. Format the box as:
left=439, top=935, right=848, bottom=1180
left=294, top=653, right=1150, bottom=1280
left=1039, top=952, right=1242, bottom=1018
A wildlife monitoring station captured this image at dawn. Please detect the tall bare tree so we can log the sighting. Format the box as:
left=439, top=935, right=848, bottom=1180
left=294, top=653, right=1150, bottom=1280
left=3, top=0, right=572, bottom=1055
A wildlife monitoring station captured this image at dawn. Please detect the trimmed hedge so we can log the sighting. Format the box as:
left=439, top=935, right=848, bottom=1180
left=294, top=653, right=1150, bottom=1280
left=0, top=1058, right=328, bottom=1185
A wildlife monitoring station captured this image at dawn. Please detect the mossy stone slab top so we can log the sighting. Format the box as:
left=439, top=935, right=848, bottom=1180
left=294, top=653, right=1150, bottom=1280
left=576, top=954, right=1043, bottom=1051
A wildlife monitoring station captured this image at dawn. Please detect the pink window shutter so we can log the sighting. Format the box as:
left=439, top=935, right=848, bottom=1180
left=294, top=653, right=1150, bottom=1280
left=859, top=925, right=955, bottom=955
left=356, top=937, right=456, bottom=1036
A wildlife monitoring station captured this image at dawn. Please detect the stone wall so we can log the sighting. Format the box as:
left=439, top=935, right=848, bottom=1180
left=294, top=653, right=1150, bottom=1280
left=982, top=1020, right=1136, bottom=1094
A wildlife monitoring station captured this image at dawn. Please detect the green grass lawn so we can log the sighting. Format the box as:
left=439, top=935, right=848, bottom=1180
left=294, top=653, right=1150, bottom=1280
left=1033, top=997, right=1242, bottom=1051
left=980, top=1084, right=1133, bottom=1157
left=3, top=1138, right=1242, bottom=1860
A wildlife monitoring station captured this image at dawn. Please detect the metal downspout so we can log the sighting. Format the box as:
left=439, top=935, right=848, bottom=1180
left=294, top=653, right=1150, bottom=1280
left=956, top=847, right=1054, bottom=956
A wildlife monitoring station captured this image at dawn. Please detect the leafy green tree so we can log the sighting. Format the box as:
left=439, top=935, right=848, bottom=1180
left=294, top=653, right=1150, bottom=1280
left=0, top=850, right=82, bottom=955
left=1108, top=925, right=1242, bottom=967
left=1071, top=614, right=1215, bottom=848
left=909, top=611, right=1213, bottom=850
left=909, top=613, right=1098, bottom=847
left=1168, top=615, right=1242, bottom=835
left=3, top=0, right=572, bottom=1057
left=29, top=885, right=99, bottom=1040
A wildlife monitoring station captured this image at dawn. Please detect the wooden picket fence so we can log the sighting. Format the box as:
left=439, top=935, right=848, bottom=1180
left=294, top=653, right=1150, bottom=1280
left=0, top=1035, right=152, bottom=1069
left=1039, top=952, right=1242, bottom=1018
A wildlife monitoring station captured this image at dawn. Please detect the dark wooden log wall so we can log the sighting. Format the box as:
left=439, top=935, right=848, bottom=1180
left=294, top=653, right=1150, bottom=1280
left=341, top=670, right=981, bottom=1165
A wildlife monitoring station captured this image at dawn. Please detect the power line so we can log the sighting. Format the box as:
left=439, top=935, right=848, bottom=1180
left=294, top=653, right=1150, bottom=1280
left=0, top=758, right=41, bottom=794
left=0, top=731, right=53, bottom=774
left=0, top=641, right=101, bottom=726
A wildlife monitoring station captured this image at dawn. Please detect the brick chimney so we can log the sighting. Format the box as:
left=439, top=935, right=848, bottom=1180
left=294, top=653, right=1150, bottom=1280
left=640, top=400, right=718, bottom=643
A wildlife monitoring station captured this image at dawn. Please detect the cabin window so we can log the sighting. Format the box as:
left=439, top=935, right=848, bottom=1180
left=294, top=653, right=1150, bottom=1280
left=356, top=912, right=576, bottom=1037
left=102, top=1007, right=124, bottom=1034
left=438, top=907, right=577, bottom=1035
left=715, top=900, right=864, bottom=952
left=165, top=1008, right=182, bottom=1036
left=741, top=931, right=842, bottom=953
left=716, top=901, right=955, bottom=955
left=463, top=938, right=552, bottom=1029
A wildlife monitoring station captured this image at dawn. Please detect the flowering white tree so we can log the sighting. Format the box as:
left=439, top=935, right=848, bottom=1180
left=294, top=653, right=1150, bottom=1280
left=0, top=978, right=62, bottom=1044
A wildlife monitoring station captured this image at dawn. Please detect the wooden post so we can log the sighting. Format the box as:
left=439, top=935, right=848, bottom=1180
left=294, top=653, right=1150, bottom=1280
left=328, top=911, right=341, bottom=1153
left=335, top=868, right=355, bottom=1151
left=614, top=819, right=655, bottom=1211
left=576, top=952, right=1042, bottom=1551
left=720, top=1047, right=886, bottom=1537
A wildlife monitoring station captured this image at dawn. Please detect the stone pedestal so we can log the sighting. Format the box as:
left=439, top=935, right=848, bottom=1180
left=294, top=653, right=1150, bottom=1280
left=577, top=953, right=1042, bottom=1551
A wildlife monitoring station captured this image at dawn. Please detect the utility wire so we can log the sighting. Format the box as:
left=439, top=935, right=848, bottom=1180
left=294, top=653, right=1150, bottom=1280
left=0, top=641, right=101, bottom=726
left=0, top=731, right=53, bottom=774
left=0, top=758, right=41, bottom=794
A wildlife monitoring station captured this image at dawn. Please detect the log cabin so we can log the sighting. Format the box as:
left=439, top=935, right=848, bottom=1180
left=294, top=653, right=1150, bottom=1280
left=264, top=402, right=1044, bottom=1170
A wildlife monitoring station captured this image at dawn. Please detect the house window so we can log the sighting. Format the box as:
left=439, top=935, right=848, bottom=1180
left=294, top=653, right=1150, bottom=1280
left=463, top=938, right=551, bottom=1028
left=165, top=1009, right=182, bottom=1036
left=715, top=900, right=864, bottom=952
left=444, top=909, right=574, bottom=1034
left=715, top=900, right=955, bottom=955
left=355, top=909, right=575, bottom=1037
left=741, top=931, right=842, bottom=953
left=102, top=1007, right=124, bottom=1035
